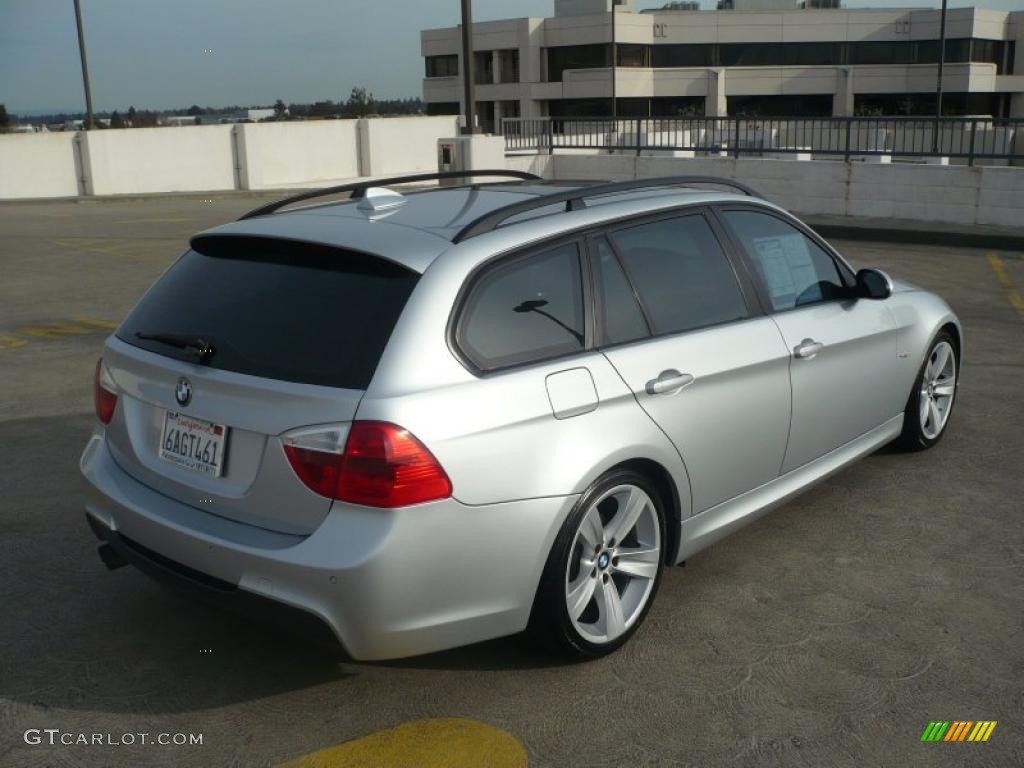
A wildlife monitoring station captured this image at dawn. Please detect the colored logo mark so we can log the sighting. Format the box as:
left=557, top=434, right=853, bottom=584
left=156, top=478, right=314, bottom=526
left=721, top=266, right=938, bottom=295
left=920, top=721, right=997, bottom=742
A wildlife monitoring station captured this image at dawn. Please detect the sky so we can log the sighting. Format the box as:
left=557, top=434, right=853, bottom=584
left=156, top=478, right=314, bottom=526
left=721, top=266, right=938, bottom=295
left=0, top=0, right=1019, bottom=115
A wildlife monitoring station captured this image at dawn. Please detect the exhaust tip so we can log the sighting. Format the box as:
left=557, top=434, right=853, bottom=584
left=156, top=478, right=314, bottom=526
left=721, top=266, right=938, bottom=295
left=98, top=543, right=128, bottom=571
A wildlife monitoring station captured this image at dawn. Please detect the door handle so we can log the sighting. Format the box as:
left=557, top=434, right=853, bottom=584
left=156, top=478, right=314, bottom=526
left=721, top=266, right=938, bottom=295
left=794, top=338, right=824, bottom=359
left=645, top=369, right=695, bottom=395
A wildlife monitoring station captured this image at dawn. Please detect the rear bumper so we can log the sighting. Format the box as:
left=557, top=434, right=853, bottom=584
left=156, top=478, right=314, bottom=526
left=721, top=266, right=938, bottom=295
left=81, top=429, right=576, bottom=660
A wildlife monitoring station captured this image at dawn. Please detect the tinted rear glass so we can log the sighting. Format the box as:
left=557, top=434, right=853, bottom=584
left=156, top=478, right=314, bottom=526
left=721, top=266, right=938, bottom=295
left=117, top=237, right=419, bottom=389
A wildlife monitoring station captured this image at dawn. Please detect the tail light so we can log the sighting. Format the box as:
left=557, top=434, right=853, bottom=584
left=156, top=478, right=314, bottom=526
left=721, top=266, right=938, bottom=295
left=94, top=358, right=118, bottom=424
left=282, top=421, right=452, bottom=508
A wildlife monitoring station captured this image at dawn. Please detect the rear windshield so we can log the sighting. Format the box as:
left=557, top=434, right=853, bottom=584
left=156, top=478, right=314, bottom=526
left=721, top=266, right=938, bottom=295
left=117, top=236, right=419, bottom=390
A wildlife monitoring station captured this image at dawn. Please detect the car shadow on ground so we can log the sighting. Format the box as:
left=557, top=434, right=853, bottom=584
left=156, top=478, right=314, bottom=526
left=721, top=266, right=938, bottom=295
left=0, top=412, right=563, bottom=717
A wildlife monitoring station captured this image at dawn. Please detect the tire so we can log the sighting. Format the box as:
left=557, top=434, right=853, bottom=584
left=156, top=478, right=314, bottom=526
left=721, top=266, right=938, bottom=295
left=895, top=330, right=959, bottom=451
left=529, top=469, right=666, bottom=659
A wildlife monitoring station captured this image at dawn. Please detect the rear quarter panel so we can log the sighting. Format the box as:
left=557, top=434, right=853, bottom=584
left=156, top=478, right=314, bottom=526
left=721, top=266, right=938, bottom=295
left=360, top=235, right=693, bottom=513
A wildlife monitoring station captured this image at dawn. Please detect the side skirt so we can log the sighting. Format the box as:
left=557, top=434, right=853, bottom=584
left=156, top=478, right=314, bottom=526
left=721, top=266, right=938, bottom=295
left=675, top=415, right=903, bottom=563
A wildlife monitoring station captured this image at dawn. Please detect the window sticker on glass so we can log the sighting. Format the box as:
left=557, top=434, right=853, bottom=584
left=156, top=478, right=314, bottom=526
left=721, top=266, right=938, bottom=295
left=750, top=234, right=819, bottom=305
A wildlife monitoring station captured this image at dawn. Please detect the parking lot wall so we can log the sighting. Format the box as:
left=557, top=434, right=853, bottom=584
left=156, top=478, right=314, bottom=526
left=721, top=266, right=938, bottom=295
left=507, top=153, right=1024, bottom=228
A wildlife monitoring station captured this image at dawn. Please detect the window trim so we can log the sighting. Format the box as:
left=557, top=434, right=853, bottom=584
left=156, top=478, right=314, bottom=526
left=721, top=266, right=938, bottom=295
left=448, top=234, right=594, bottom=376
left=711, top=203, right=858, bottom=317
left=446, top=201, right=816, bottom=377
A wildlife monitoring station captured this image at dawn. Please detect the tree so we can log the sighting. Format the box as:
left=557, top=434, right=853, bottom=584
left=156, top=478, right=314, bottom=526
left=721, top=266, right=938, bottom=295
left=273, top=99, right=288, bottom=119
left=186, top=104, right=203, bottom=116
left=0, top=104, right=9, bottom=130
left=347, top=87, right=376, bottom=118
left=110, top=110, right=125, bottom=129
left=127, top=105, right=137, bottom=127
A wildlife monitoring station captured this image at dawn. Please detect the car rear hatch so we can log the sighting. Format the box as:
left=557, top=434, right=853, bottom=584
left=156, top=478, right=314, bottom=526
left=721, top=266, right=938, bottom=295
left=100, top=235, right=420, bottom=535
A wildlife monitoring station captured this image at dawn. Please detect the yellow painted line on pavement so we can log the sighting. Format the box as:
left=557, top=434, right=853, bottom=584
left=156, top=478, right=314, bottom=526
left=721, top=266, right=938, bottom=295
left=50, top=237, right=152, bottom=262
left=0, top=317, right=117, bottom=351
left=275, top=718, right=527, bottom=768
left=113, top=217, right=193, bottom=224
left=988, top=253, right=1024, bottom=321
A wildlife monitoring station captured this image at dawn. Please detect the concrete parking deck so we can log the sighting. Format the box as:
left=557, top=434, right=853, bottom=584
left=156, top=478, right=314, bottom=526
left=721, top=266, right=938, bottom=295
left=1, top=195, right=1022, bottom=767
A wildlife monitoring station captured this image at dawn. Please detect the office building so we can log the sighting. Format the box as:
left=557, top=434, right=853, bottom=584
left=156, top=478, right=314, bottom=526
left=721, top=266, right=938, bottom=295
left=421, top=0, right=1023, bottom=129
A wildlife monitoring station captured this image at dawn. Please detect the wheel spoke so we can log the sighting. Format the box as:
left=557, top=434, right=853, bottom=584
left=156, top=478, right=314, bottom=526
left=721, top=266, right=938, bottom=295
left=931, top=344, right=951, bottom=380
left=928, top=398, right=941, bottom=431
left=933, top=383, right=955, bottom=398
left=596, top=577, right=626, bottom=640
left=566, top=573, right=596, bottom=620
left=919, top=393, right=931, bottom=427
left=614, top=545, right=659, bottom=580
left=605, top=487, right=646, bottom=545
left=577, top=506, right=604, bottom=550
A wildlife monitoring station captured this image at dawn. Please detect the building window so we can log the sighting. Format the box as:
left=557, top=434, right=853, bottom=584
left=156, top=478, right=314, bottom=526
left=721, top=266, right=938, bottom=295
left=781, top=42, right=842, bottom=67
left=639, top=38, right=1003, bottom=71
left=651, top=44, right=714, bottom=68
left=727, top=94, right=833, bottom=118
left=499, top=49, right=520, bottom=83
left=547, top=44, right=611, bottom=82
left=500, top=100, right=521, bottom=119
left=547, top=99, right=611, bottom=118
left=426, top=102, right=460, bottom=116
left=425, top=54, right=458, bottom=78
left=854, top=92, right=1003, bottom=117
left=719, top=43, right=787, bottom=67
left=617, top=44, right=650, bottom=68
left=651, top=96, right=704, bottom=117
left=475, top=51, right=493, bottom=85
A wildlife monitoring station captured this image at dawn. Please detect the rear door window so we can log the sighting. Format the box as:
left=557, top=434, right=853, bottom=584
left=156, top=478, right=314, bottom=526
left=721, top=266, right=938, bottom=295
left=458, top=241, right=585, bottom=371
left=608, top=214, right=748, bottom=336
left=117, top=237, right=419, bottom=390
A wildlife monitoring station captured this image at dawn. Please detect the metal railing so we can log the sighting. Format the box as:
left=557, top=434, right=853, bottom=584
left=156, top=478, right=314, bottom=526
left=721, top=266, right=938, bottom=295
left=502, top=116, right=1024, bottom=164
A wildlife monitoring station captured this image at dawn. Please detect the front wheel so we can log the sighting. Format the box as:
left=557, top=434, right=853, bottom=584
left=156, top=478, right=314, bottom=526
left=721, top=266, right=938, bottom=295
left=896, top=331, right=959, bottom=451
left=530, top=470, right=665, bottom=659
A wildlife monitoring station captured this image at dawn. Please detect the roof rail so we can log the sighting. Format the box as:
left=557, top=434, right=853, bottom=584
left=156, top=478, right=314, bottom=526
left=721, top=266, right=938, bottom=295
left=237, top=169, right=542, bottom=221
left=452, top=175, right=762, bottom=243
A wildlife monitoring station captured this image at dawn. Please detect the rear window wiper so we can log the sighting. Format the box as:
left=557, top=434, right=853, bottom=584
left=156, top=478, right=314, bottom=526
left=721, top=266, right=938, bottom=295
left=135, top=332, right=217, bottom=363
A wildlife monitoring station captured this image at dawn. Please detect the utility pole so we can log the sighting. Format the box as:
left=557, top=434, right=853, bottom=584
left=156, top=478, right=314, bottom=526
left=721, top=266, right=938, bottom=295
left=933, top=0, right=948, bottom=153
left=73, top=0, right=95, bottom=130
left=610, top=0, right=617, bottom=125
left=460, top=0, right=479, bottom=134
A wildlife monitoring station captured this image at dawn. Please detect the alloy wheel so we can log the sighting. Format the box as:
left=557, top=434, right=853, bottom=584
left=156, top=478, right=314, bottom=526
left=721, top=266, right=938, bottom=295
left=564, top=484, right=661, bottom=645
left=919, top=340, right=957, bottom=440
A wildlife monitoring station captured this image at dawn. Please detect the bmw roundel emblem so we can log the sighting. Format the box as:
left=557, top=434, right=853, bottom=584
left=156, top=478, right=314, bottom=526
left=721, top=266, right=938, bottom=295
left=175, top=377, right=192, bottom=407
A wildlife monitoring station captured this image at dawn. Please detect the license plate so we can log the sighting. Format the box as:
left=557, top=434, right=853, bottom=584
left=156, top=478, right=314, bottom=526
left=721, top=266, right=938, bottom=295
left=159, top=412, right=227, bottom=477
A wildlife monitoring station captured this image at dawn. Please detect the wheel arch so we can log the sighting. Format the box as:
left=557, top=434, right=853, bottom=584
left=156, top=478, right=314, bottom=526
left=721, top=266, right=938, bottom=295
left=596, top=457, right=683, bottom=566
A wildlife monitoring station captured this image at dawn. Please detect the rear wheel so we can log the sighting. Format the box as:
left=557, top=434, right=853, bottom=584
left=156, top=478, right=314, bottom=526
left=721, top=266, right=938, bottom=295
left=530, top=470, right=665, bottom=659
left=896, top=331, right=958, bottom=450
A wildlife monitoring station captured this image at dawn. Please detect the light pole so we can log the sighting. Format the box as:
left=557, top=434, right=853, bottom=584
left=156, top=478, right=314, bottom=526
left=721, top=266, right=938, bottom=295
left=460, top=0, right=479, bottom=134
left=611, top=0, right=617, bottom=124
left=73, top=0, right=95, bottom=130
left=933, top=0, right=948, bottom=153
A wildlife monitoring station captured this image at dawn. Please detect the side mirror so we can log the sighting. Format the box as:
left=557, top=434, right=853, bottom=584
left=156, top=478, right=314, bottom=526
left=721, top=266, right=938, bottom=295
left=856, top=268, right=893, bottom=300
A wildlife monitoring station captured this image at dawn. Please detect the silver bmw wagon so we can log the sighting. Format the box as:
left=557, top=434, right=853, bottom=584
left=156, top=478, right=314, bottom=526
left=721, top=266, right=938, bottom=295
left=81, top=172, right=961, bottom=660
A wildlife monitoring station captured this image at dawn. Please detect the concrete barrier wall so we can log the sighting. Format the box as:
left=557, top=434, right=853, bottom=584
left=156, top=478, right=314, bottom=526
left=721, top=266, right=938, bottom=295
left=235, top=121, right=360, bottom=189
left=545, top=153, right=1024, bottom=228
left=0, top=116, right=462, bottom=200
left=81, top=125, right=237, bottom=195
left=0, top=133, right=81, bottom=199
left=359, top=116, right=460, bottom=176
